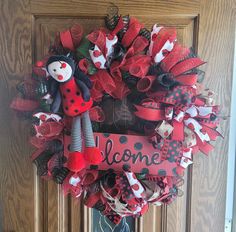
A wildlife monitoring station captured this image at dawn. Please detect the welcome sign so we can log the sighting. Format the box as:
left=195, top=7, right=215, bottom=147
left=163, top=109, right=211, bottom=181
left=64, top=133, right=180, bottom=176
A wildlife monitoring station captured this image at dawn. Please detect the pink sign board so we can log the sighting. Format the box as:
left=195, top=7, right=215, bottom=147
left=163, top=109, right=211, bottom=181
left=64, top=133, right=180, bottom=176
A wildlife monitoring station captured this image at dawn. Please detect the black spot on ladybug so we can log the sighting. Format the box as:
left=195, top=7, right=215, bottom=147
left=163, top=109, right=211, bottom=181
left=76, top=92, right=80, bottom=96
left=81, top=102, right=85, bottom=106
left=70, top=99, right=74, bottom=103
left=65, top=106, right=68, bottom=110
left=62, top=95, right=66, bottom=99
left=74, top=109, right=78, bottom=113
left=66, top=89, right=71, bottom=92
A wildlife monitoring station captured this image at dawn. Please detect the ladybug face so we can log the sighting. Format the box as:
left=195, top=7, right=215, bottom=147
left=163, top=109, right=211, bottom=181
left=47, top=61, right=72, bottom=82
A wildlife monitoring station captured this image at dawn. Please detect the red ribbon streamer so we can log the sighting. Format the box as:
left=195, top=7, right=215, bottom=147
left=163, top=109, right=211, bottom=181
left=60, top=30, right=74, bottom=51
left=175, top=74, right=198, bottom=86
left=89, top=106, right=105, bottom=122
left=196, top=137, right=214, bottom=155
left=35, top=121, right=64, bottom=138
left=161, top=44, right=190, bottom=72
left=137, top=75, right=156, bottom=92
left=111, top=16, right=124, bottom=35
left=91, top=69, right=130, bottom=101
left=87, top=30, right=106, bottom=55
left=151, top=27, right=177, bottom=60
left=121, top=17, right=143, bottom=47
left=171, top=121, right=184, bottom=141
left=70, top=24, right=83, bottom=47
left=170, top=58, right=205, bottom=77
left=92, top=70, right=116, bottom=94
left=201, top=125, right=222, bottom=140
left=11, top=97, right=39, bottom=111
left=134, top=105, right=165, bottom=121
left=121, top=55, right=151, bottom=78
left=78, top=58, right=89, bottom=74
left=131, top=36, right=149, bottom=54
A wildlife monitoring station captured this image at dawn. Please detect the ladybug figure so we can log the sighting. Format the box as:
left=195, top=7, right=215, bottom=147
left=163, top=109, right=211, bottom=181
left=46, top=55, right=103, bottom=172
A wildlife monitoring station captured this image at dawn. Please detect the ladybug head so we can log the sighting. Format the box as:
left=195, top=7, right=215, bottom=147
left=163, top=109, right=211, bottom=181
left=46, top=55, right=76, bottom=82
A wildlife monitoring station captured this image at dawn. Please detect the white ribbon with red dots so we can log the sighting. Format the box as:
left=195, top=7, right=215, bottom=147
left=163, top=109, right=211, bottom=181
left=89, top=34, right=118, bottom=69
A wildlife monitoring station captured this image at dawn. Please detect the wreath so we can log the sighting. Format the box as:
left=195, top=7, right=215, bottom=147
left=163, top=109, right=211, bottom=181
left=11, top=8, right=222, bottom=225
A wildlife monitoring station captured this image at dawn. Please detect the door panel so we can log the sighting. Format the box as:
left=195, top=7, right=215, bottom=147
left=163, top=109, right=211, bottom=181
left=191, top=1, right=235, bottom=230
left=30, top=0, right=200, bottom=16
left=0, top=1, right=33, bottom=231
left=0, top=0, right=234, bottom=231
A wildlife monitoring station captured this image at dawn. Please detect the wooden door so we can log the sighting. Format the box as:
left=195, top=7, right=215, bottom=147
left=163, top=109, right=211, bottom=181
left=0, top=0, right=234, bottom=231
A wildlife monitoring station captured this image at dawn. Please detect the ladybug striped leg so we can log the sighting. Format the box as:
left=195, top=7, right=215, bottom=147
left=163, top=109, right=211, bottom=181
left=67, top=115, right=86, bottom=172
left=82, top=111, right=103, bottom=164
left=71, top=115, right=82, bottom=152
left=82, top=111, right=95, bottom=147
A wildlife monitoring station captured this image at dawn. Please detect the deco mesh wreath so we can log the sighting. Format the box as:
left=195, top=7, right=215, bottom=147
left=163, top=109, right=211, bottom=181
left=11, top=10, right=222, bottom=224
